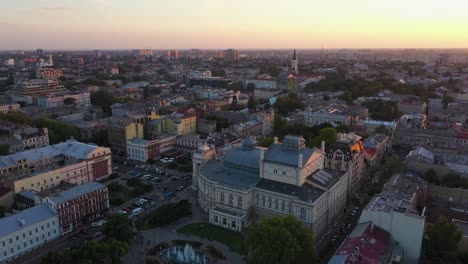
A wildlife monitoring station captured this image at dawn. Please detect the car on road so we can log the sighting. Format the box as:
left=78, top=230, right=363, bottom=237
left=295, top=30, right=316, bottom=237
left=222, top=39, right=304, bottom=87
left=94, top=232, right=103, bottom=238
left=164, top=192, right=175, bottom=198
left=331, top=234, right=339, bottom=243
left=117, top=209, right=127, bottom=214
left=346, top=223, right=352, bottom=230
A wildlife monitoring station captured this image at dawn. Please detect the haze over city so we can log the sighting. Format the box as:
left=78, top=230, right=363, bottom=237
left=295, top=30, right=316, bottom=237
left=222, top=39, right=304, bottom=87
left=2, top=0, right=468, bottom=50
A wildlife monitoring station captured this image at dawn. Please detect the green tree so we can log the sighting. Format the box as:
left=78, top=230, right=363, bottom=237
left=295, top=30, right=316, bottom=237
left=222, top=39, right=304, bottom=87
left=424, top=216, right=462, bottom=263
left=0, top=144, right=10, bottom=155
left=442, top=94, right=455, bottom=109
left=91, top=90, right=119, bottom=107
left=248, top=95, right=257, bottom=112
left=246, top=83, right=256, bottom=92
left=103, top=215, right=133, bottom=243
left=259, top=137, right=274, bottom=147
left=247, top=215, right=316, bottom=264
left=382, top=155, right=404, bottom=177
left=375, top=125, right=389, bottom=135
left=63, top=97, right=77, bottom=105
left=38, top=118, right=79, bottom=144
left=0, top=205, right=6, bottom=217
left=317, top=127, right=337, bottom=149
left=0, top=112, right=34, bottom=126
left=273, top=114, right=287, bottom=134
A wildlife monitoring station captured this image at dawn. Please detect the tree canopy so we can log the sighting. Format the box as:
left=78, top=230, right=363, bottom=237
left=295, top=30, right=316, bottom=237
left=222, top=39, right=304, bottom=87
left=103, top=215, right=133, bottom=243
left=274, top=93, right=304, bottom=115
left=0, top=112, right=34, bottom=126
left=247, top=215, right=316, bottom=264
left=247, top=95, right=257, bottom=112
left=424, top=216, right=462, bottom=263
left=258, top=137, right=274, bottom=147
left=41, top=239, right=128, bottom=264
left=91, top=90, right=119, bottom=108
left=38, top=118, right=80, bottom=144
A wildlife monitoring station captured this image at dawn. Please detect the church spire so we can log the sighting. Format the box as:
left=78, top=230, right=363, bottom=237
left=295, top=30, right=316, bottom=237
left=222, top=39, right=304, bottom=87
left=293, top=49, right=297, bottom=60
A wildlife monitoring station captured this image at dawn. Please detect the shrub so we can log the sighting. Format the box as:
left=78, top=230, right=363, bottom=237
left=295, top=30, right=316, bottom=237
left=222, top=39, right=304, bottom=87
left=109, top=197, right=124, bottom=206
left=108, top=182, right=124, bottom=192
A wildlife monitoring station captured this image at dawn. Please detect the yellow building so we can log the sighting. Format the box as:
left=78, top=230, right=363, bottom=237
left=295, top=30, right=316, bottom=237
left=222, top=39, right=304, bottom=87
left=149, top=114, right=197, bottom=136
left=107, top=118, right=143, bottom=160
left=172, top=114, right=197, bottom=135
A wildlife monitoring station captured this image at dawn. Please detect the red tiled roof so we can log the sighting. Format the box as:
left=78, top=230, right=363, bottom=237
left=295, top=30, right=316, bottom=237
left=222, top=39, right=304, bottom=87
left=333, top=223, right=390, bottom=264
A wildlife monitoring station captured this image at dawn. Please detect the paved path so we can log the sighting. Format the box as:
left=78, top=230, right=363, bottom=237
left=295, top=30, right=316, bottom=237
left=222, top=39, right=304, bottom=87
left=122, top=217, right=245, bottom=264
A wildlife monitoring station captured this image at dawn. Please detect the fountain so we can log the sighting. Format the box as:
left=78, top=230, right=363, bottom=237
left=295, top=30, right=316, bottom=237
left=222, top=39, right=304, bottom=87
left=161, top=243, right=210, bottom=264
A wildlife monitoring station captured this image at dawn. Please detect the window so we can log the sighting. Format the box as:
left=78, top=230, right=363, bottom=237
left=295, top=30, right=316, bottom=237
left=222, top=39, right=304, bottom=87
left=220, top=192, right=225, bottom=204
left=214, top=216, right=218, bottom=223
left=238, top=197, right=243, bottom=208
left=229, top=194, right=233, bottom=206
left=268, top=197, right=272, bottom=208
left=273, top=169, right=278, bottom=174
left=300, top=208, right=306, bottom=220
left=9, top=238, right=12, bottom=243
left=282, top=171, right=286, bottom=175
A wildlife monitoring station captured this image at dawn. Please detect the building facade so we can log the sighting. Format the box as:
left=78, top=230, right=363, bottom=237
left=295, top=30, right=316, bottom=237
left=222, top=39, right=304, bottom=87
left=0, top=140, right=112, bottom=191
left=45, top=182, right=109, bottom=234
left=193, top=136, right=349, bottom=246
left=325, top=133, right=365, bottom=195
left=0, top=204, right=60, bottom=263
left=37, top=92, right=90, bottom=108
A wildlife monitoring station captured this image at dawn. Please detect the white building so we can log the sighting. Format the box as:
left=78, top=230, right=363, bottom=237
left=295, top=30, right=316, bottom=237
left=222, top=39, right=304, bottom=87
left=0, top=104, right=20, bottom=114
left=0, top=204, right=60, bottom=263
left=358, top=172, right=427, bottom=263
left=4, top=59, right=14, bottom=67
left=193, top=136, right=349, bottom=245
left=37, top=92, right=90, bottom=108
left=245, top=79, right=278, bottom=90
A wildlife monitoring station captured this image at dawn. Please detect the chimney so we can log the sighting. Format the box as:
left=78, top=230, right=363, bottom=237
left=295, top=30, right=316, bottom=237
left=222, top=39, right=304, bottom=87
left=321, top=141, right=326, bottom=153
left=298, top=154, right=303, bottom=168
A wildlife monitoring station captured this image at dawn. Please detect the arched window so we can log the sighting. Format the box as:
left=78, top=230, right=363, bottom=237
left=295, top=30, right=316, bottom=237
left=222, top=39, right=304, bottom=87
left=274, top=199, right=279, bottom=210
left=229, top=194, right=234, bottom=206
left=238, top=196, right=243, bottom=208
left=214, top=215, right=218, bottom=223
left=262, top=196, right=266, bottom=206
left=268, top=197, right=272, bottom=208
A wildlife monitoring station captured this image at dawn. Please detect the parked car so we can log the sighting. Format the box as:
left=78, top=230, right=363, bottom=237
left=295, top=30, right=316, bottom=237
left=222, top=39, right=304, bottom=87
left=117, top=209, right=127, bottom=214
left=132, top=207, right=144, bottom=216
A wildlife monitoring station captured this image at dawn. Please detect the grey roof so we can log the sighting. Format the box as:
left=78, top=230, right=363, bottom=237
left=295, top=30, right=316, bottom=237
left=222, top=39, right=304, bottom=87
left=200, top=159, right=260, bottom=190
left=256, top=178, right=324, bottom=203
left=0, top=204, right=57, bottom=237
left=328, top=255, right=348, bottom=264
left=264, top=141, right=317, bottom=167
left=48, top=182, right=106, bottom=204
left=224, top=147, right=261, bottom=171
left=0, top=140, right=102, bottom=168
left=308, top=169, right=346, bottom=189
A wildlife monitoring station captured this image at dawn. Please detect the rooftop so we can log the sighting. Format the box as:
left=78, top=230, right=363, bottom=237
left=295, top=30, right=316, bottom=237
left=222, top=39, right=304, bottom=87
left=329, top=222, right=391, bottom=264
left=0, top=140, right=105, bottom=168
left=264, top=135, right=321, bottom=167
left=256, top=178, right=324, bottom=203
left=0, top=204, right=57, bottom=237
left=47, top=182, right=107, bottom=204
left=308, top=169, right=346, bottom=190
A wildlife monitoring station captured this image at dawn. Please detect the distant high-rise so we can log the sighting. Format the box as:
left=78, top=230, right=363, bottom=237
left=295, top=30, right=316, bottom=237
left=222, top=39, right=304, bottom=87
left=93, top=50, right=102, bottom=58
left=291, top=49, right=299, bottom=74
left=224, top=49, right=239, bottom=62
left=133, top=49, right=153, bottom=56
left=36, top=48, right=44, bottom=57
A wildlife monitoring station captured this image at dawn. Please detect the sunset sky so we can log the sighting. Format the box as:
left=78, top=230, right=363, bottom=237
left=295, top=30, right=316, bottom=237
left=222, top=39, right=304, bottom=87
left=2, top=0, right=468, bottom=50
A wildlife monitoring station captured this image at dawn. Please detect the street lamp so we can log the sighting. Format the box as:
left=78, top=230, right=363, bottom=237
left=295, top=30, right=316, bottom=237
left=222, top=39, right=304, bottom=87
left=161, top=157, right=175, bottom=176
